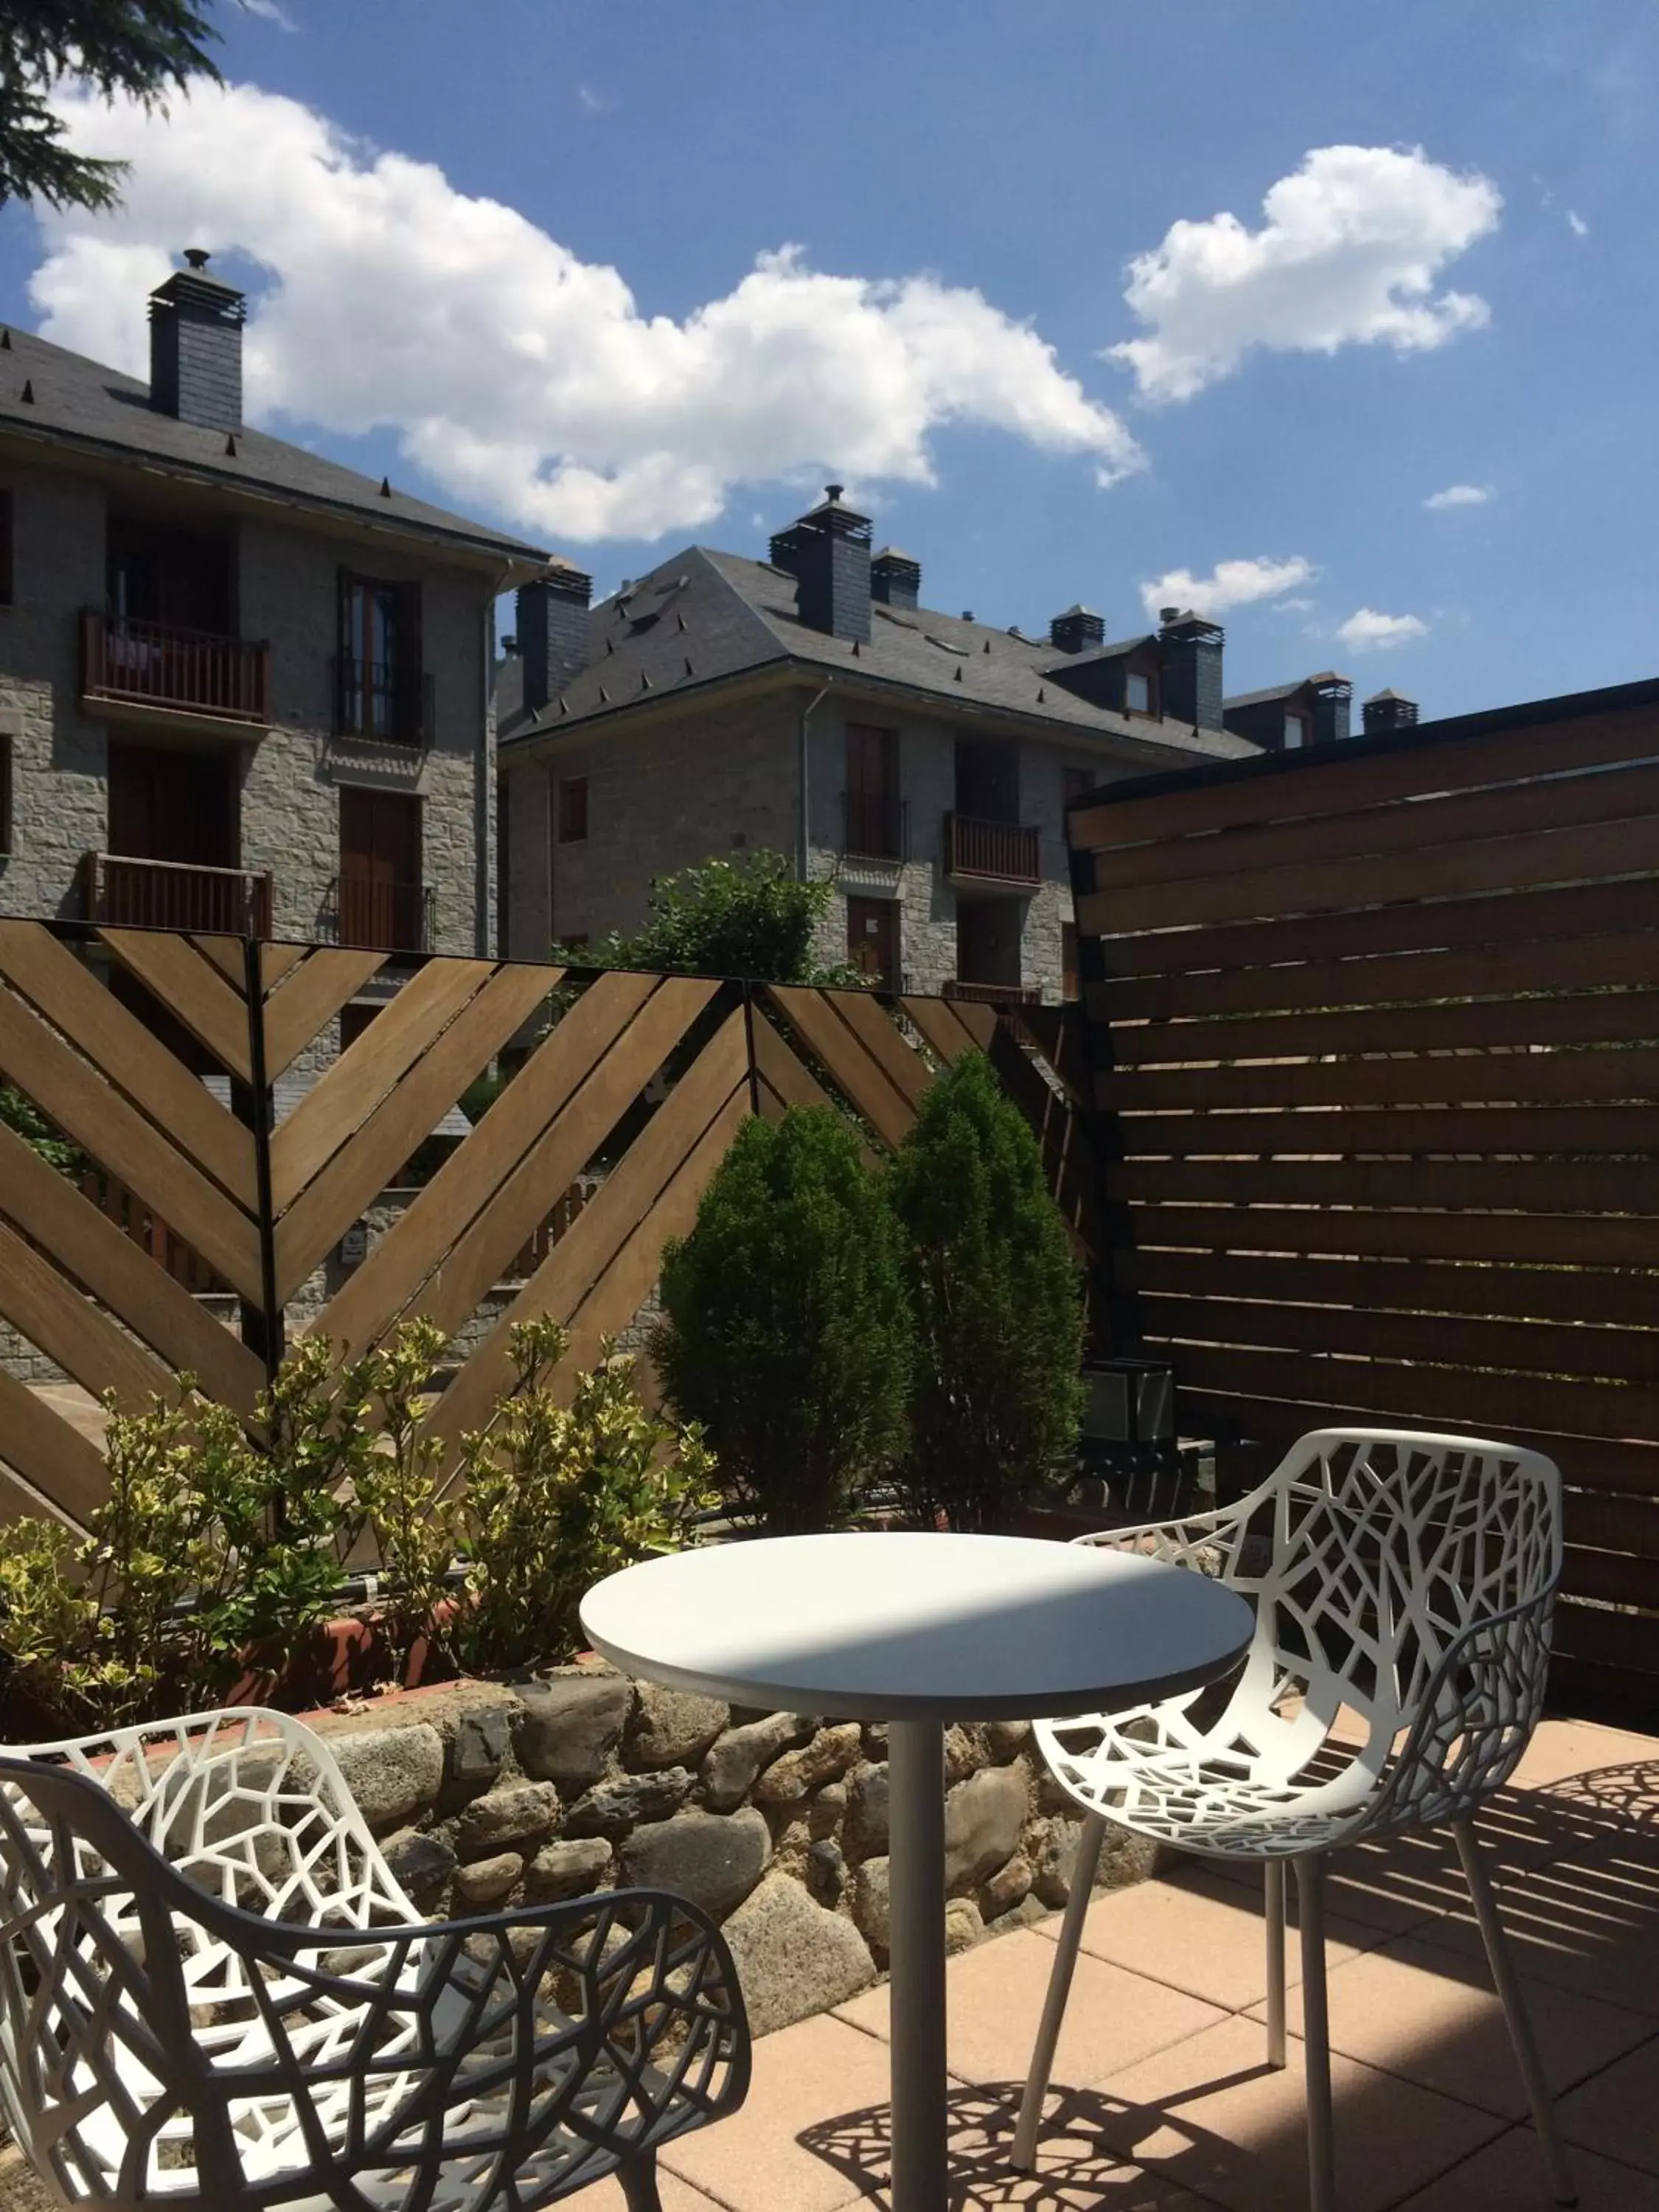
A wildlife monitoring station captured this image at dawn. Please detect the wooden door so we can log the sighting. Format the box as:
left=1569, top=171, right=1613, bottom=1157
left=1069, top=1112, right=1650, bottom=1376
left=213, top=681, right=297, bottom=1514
left=846, top=894, right=900, bottom=987
left=338, top=786, right=422, bottom=949
left=845, top=723, right=900, bottom=858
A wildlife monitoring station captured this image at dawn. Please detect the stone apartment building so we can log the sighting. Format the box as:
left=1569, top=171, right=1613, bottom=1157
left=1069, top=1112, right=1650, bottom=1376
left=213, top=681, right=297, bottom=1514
left=496, top=489, right=1261, bottom=1004
left=0, top=252, right=546, bottom=973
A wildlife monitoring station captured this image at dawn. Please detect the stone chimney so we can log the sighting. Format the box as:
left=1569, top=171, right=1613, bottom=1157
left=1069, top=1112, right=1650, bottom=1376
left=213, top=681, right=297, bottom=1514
left=517, top=560, right=594, bottom=715
left=149, top=250, right=245, bottom=431
left=871, top=546, right=921, bottom=609
left=1158, top=608, right=1225, bottom=731
left=769, top=485, right=872, bottom=643
left=1049, top=605, right=1106, bottom=655
left=1310, top=672, right=1354, bottom=745
left=1363, top=687, right=1420, bottom=737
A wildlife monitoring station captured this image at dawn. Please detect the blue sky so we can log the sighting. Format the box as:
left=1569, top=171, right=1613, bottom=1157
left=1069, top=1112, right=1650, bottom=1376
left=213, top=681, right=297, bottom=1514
left=4, top=0, right=1655, bottom=719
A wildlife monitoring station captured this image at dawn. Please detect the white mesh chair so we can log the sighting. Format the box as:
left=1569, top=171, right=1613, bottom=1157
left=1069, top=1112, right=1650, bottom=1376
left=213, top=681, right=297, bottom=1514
left=1012, top=1428, right=1574, bottom=2212
left=0, top=1707, right=748, bottom=2210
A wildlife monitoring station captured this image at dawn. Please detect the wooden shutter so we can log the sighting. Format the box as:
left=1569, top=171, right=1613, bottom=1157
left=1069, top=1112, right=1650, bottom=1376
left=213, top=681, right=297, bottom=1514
left=394, top=580, right=423, bottom=740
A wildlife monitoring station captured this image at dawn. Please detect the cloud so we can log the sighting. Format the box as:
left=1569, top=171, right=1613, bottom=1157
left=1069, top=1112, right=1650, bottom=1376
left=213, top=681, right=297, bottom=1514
left=1424, top=482, right=1493, bottom=509
left=241, top=0, right=298, bottom=25
left=1112, top=145, right=1502, bottom=402
left=1336, top=608, right=1428, bottom=653
left=1138, top=555, right=1316, bottom=621
left=1568, top=209, right=1589, bottom=237
left=577, top=85, right=608, bottom=114
left=31, top=81, right=1143, bottom=543
left=1271, top=596, right=1316, bottom=615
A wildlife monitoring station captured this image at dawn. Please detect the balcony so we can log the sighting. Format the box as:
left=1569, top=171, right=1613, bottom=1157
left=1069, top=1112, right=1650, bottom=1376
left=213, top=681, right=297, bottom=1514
left=841, top=790, right=908, bottom=863
left=943, top=811, right=1040, bottom=888
left=333, top=658, right=435, bottom=748
left=81, top=611, right=271, bottom=731
left=80, top=852, right=272, bottom=936
left=327, top=874, right=434, bottom=954
left=943, top=977, right=1042, bottom=1008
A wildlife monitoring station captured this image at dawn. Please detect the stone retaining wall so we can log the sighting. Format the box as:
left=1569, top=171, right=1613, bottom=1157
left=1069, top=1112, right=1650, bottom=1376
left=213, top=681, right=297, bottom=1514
left=304, top=1666, right=1157, bottom=2037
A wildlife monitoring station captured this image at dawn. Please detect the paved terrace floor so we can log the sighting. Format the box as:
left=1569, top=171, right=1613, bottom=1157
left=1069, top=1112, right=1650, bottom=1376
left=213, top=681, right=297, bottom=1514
left=0, top=1714, right=1655, bottom=2212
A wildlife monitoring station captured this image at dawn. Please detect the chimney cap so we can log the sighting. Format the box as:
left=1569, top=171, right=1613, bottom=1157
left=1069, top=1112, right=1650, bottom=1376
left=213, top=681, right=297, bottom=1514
left=1366, top=686, right=1414, bottom=703
left=183, top=247, right=212, bottom=271
left=873, top=545, right=919, bottom=564
left=1057, top=602, right=1102, bottom=620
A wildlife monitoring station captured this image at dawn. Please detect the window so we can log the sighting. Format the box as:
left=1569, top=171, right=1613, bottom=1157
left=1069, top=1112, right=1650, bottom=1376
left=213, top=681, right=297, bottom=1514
left=844, top=723, right=901, bottom=858
left=1125, top=669, right=1153, bottom=714
left=1062, top=766, right=1094, bottom=808
left=337, top=571, right=424, bottom=742
left=557, top=776, right=589, bottom=844
left=1283, top=713, right=1308, bottom=750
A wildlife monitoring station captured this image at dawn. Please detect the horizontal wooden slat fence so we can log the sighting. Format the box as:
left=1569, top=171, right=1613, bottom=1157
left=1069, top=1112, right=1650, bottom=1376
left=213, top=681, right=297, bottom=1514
left=1069, top=686, right=1659, bottom=1711
left=0, top=924, right=1099, bottom=1537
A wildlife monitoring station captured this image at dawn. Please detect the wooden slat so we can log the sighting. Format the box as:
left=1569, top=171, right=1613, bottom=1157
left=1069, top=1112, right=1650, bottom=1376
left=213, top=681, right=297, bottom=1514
left=260, top=942, right=312, bottom=993
left=0, top=986, right=262, bottom=1298
left=0, top=1123, right=262, bottom=1416
left=1102, top=987, right=1659, bottom=1069
left=271, top=959, right=498, bottom=1212
left=1168, top=1343, right=1659, bottom=1447
left=190, top=933, right=250, bottom=989
left=1563, top=1548, right=1659, bottom=1610
left=1079, top=815, right=1659, bottom=939
left=947, top=998, right=998, bottom=1049
left=0, top=1217, right=176, bottom=1412
left=1109, top=1157, right=1659, bottom=1217
left=1121, top=1251, right=1659, bottom=1331
left=260, top=947, right=386, bottom=1078
left=1101, top=931, right=1659, bottom=1026
left=1099, top=1048, right=1659, bottom=1116
left=1549, top=1602, right=1659, bottom=1676
left=826, top=990, right=932, bottom=1109
left=1070, top=706, right=1659, bottom=853
left=96, top=928, right=254, bottom=1082
left=1124, top=1205, right=1659, bottom=1270
left=314, top=970, right=674, bottom=1360
left=0, top=1366, right=113, bottom=1526
left=1140, top=1296, right=1659, bottom=1388
left=1092, top=878, right=1659, bottom=985
left=424, top=1005, right=750, bottom=1464
left=900, top=995, right=982, bottom=1064
left=1117, top=1105, right=1659, bottom=1160
left=1566, top=1492, right=1659, bottom=1557
left=751, top=1006, right=865, bottom=1125
left=0, top=923, right=257, bottom=1208
left=1091, top=758, right=1659, bottom=894
left=271, top=964, right=554, bottom=1304
left=765, top=985, right=917, bottom=1150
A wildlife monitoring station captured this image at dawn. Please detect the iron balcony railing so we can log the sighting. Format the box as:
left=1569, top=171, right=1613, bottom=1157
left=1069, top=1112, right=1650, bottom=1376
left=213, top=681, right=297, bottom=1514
left=942, top=811, right=1041, bottom=886
left=333, top=657, right=435, bottom=747
left=81, top=611, right=271, bottom=725
left=841, top=790, right=908, bottom=862
left=327, top=874, right=434, bottom=954
left=942, top=976, right=1042, bottom=1008
left=80, top=851, right=273, bottom=936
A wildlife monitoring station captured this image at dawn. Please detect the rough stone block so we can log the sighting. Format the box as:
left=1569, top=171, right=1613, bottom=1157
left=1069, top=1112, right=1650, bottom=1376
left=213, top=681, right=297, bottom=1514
left=515, top=1672, right=633, bottom=1788
left=383, top=1828, right=456, bottom=1905
left=720, top=1873, right=875, bottom=2037
left=943, top=1765, right=1029, bottom=1888
left=945, top=1896, right=984, bottom=1953
left=451, top=1705, right=512, bottom=1788
left=627, top=1683, right=730, bottom=1771
left=984, top=1719, right=1032, bottom=1762
left=456, top=1780, right=560, bottom=1857
left=524, top=1837, right=613, bottom=1902
left=455, top=1851, right=523, bottom=1906
left=330, top=1723, right=444, bottom=1832
left=842, top=1761, right=889, bottom=1860
left=754, top=1722, right=862, bottom=1804
left=620, top=1806, right=771, bottom=1919
left=851, top=1855, right=890, bottom=1950
left=700, top=1711, right=809, bottom=1812
left=561, top=1766, right=693, bottom=1839
left=980, top=1851, right=1034, bottom=1919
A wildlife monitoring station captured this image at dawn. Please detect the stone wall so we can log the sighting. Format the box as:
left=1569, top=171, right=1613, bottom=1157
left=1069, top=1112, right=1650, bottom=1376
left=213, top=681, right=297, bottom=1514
left=303, top=1666, right=1156, bottom=2039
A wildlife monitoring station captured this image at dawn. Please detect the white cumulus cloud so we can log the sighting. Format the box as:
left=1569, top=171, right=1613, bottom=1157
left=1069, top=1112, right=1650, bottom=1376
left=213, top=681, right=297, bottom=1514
left=1568, top=210, right=1589, bottom=238
left=1424, top=482, right=1493, bottom=509
left=1112, top=145, right=1502, bottom=403
left=1139, top=555, right=1316, bottom=622
left=32, top=80, right=1143, bottom=542
left=1336, top=608, right=1429, bottom=653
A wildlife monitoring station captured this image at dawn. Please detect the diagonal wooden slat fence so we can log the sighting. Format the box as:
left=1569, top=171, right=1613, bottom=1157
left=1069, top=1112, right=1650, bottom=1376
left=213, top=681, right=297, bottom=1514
left=1068, top=683, right=1659, bottom=1711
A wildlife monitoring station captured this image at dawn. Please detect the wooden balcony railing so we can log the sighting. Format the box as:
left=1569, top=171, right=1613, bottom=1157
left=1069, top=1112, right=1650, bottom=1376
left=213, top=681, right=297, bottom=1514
left=333, top=657, right=434, bottom=747
left=943, top=812, right=1041, bottom=886
left=80, top=851, right=273, bottom=936
left=82, top=611, right=271, bottom=725
left=943, top=977, right=1042, bottom=1007
left=841, top=791, right=908, bottom=862
left=327, top=874, right=434, bottom=953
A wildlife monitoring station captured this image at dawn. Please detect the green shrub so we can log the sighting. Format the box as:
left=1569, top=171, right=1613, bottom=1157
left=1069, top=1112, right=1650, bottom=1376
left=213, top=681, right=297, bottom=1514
left=0, top=1084, right=81, bottom=1177
left=654, top=1105, right=911, bottom=1532
left=554, top=849, right=866, bottom=985
left=886, top=1049, right=1084, bottom=1531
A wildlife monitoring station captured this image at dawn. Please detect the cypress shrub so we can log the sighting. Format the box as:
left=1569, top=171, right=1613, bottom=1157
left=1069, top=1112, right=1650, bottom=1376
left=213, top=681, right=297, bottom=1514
left=654, top=1105, right=911, bottom=1532
left=887, top=1048, right=1084, bottom=1531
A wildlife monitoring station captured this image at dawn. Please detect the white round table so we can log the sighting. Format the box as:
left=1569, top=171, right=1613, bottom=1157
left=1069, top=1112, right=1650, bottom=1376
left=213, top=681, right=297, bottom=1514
left=582, top=1530, right=1253, bottom=2212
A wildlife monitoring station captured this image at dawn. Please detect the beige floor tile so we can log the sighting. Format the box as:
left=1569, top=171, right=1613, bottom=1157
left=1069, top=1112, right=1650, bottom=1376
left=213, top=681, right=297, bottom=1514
left=660, top=2012, right=896, bottom=2211
left=1079, top=2011, right=1504, bottom=2212
left=835, top=1930, right=1225, bottom=2096
left=1037, top=1863, right=1382, bottom=2011
left=1506, top=1717, right=1659, bottom=1794
left=563, top=2166, right=724, bottom=2211
left=1244, top=1929, right=1653, bottom=2118
left=1557, top=2034, right=1659, bottom=2177
left=1392, top=2125, right=1659, bottom=2211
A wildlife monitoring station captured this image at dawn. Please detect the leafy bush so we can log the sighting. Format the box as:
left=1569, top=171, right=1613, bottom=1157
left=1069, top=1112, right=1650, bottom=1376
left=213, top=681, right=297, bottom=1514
left=654, top=1105, right=911, bottom=1532
left=554, top=849, right=866, bottom=986
left=0, top=1084, right=81, bottom=1176
left=886, top=1049, right=1084, bottom=1532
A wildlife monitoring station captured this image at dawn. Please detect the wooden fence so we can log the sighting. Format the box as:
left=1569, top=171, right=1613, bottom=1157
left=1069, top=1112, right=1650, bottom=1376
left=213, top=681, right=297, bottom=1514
left=1069, top=682, right=1659, bottom=1708
left=0, top=925, right=1098, bottom=1534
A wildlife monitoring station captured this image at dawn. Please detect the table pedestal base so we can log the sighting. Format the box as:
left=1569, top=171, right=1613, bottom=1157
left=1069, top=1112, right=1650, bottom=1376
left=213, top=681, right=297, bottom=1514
left=888, top=1717, right=947, bottom=2211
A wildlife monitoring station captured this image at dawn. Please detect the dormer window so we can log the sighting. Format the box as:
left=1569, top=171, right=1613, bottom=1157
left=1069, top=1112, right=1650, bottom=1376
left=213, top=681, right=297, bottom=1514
left=1284, top=712, right=1309, bottom=749
left=1126, top=669, right=1155, bottom=714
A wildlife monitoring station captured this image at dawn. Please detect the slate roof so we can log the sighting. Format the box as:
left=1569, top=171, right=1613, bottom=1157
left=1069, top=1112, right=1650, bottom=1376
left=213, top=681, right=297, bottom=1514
left=1222, top=678, right=1312, bottom=712
left=504, top=546, right=1255, bottom=762
left=0, top=322, right=546, bottom=566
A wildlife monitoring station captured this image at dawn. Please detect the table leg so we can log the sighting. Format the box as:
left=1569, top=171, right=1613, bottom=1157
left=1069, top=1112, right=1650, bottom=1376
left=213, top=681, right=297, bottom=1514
left=887, top=1717, right=947, bottom=2212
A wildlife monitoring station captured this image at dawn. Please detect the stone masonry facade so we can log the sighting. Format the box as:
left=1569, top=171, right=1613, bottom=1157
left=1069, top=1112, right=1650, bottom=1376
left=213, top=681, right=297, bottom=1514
left=299, top=1666, right=1157, bottom=2039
